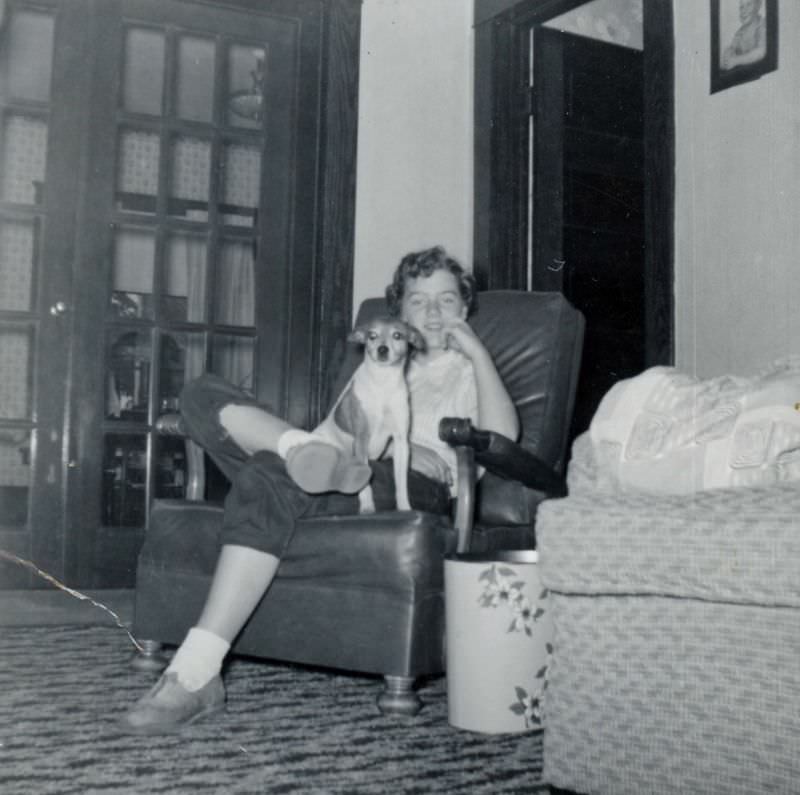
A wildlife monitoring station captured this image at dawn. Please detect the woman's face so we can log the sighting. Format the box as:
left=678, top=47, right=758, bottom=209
left=400, top=268, right=468, bottom=353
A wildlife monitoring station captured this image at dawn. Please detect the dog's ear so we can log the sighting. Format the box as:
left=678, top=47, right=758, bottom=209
left=347, top=326, right=368, bottom=346
left=405, top=324, right=426, bottom=352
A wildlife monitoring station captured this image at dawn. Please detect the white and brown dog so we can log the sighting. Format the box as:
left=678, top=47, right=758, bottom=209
left=313, top=317, right=424, bottom=513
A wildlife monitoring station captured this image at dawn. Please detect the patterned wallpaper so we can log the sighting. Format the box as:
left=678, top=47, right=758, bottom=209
left=544, top=0, right=643, bottom=51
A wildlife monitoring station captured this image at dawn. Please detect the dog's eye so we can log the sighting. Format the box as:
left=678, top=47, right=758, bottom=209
left=392, top=331, right=404, bottom=341
left=367, top=331, right=379, bottom=341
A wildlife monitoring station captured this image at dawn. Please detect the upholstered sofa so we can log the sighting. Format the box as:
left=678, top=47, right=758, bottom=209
left=537, top=365, right=800, bottom=795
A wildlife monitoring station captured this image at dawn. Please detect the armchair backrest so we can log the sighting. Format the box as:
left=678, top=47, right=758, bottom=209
left=330, top=290, right=585, bottom=524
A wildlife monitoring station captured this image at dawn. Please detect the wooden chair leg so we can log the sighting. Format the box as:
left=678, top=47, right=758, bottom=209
left=376, top=675, right=422, bottom=716
left=130, top=639, right=168, bottom=673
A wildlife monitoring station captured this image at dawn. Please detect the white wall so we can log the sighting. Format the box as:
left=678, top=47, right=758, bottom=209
left=674, top=1, right=800, bottom=377
left=544, top=0, right=642, bottom=50
left=351, top=2, right=800, bottom=377
left=352, top=0, right=474, bottom=311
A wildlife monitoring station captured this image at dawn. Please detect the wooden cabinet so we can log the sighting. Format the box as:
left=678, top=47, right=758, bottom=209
left=0, top=0, right=360, bottom=588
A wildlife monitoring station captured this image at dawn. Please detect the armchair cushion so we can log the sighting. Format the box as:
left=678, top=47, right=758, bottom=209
left=142, top=500, right=456, bottom=592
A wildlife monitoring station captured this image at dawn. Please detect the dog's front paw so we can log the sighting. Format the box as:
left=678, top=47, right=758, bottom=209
left=358, top=488, right=376, bottom=514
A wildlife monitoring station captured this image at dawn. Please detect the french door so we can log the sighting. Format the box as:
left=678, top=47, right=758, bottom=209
left=0, top=1, right=83, bottom=587
left=0, top=0, right=341, bottom=588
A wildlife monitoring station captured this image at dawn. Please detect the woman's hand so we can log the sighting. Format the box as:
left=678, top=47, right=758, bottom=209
left=442, top=318, right=486, bottom=361
left=410, top=443, right=453, bottom=486
left=443, top=319, right=520, bottom=442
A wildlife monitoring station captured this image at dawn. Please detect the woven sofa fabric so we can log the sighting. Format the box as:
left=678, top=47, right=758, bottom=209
left=536, top=482, right=800, bottom=607
left=543, top=593, right=800, bottom=795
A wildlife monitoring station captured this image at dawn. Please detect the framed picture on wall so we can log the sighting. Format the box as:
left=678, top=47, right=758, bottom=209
left=710, top=0, right=778, bottom=93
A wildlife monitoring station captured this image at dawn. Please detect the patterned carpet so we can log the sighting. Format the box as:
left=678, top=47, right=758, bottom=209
left=0, top=625, right=547, bottom=795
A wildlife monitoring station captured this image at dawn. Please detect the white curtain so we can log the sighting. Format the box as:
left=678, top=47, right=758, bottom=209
left=213, top=240, right=254, bottom=390
left=183, top=236, right=206, bottom=383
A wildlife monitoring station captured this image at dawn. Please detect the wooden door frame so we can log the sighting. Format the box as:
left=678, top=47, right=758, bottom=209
left=474, top=0, right=674, bottom=367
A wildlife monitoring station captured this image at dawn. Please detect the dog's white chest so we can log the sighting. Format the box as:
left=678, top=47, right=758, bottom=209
left=352, top=370, right=409, bottom=459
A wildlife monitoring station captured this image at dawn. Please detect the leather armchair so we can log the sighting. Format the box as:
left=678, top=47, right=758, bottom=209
left=131, top=290, right=584, bottom=714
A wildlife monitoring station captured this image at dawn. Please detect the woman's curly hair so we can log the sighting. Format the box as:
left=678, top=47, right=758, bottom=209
left=385, top=246, right=477, bottom=316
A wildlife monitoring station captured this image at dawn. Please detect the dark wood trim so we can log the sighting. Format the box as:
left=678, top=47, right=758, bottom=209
left=475, top=0, right=526, bottom=26
left=643, top=0, right=675, bottom=366
left=66, top=0, right=128, bottom=586
left=474, top=0, right=582, bottom=28
left=258, top=10, right=314, bottom=422
left=37, top=0, right=96, bottom=584
left=530, top=27, right=565, bottom=292
left=474, top=17, right=530, bottom=290
left=472, top=19, right=494, bottom=287
left=309, top=0, right=362, bottom=423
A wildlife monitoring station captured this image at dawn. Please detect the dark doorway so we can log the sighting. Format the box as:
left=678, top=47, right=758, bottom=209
left=474, top=0, right=674, bottom=440
left=532, top=27, right=645, bottom=436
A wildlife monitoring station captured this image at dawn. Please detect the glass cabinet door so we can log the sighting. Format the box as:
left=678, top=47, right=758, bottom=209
left=0, top=2, right=81, bottom=587
left=70, top=0, right=299, bottom=586
left=0, top=0, right=302, bottom=587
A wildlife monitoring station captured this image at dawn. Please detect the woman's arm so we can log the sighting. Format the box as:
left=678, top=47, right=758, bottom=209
left=443, top=319, right=520, bottom=441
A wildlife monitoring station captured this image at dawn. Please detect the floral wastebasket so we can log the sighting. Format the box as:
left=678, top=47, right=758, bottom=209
left=444, top=550, right=552, bottom=734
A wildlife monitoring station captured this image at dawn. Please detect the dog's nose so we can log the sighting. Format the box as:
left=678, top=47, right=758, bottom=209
left=377, top=345, right=389, bottom=359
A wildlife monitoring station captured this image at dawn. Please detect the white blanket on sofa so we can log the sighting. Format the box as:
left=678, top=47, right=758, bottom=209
left=588, top=357, right=800, bottom=494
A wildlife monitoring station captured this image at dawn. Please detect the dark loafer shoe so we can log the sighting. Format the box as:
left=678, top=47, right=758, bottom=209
left=120, top=672, right=225, bottom=734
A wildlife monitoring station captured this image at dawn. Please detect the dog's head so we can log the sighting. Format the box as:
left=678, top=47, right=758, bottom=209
left=348, top=318, right=425, bottom=366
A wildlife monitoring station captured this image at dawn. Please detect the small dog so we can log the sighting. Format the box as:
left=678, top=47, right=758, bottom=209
left=315, top=317, right=424, bottom=513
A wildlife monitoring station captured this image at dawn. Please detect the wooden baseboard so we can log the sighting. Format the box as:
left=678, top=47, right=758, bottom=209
left=0, top=589, right=134, bottom=627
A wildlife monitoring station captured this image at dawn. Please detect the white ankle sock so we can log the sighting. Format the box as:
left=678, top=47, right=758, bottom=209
left=276, top=428, right=316, bottom=459
left=166, top=627, right=230, bottom=692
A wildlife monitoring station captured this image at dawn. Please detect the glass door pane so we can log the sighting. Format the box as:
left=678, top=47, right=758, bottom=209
left=0, top=219, right=37, bottom=312
left=5, top=8, right=55, bottom=102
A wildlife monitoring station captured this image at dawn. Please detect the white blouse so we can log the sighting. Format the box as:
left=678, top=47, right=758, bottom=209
left=406, top=350, right=478, bottom=494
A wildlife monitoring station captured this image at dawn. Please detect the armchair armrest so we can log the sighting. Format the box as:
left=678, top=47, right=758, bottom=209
left=439, top=417, right=567, bottom=498
left=154, top=413, right=205, bottom=502
left=440, top=416, right=565, bottom=555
